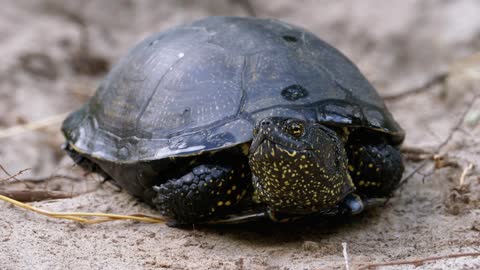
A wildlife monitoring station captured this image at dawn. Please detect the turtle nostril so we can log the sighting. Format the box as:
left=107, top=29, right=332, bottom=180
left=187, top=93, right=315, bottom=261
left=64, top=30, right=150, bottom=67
left=261, top=120, right=271, bottom=126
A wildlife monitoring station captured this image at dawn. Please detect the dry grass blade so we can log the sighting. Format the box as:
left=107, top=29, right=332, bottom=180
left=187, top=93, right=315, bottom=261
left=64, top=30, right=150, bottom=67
left=0, top=194, right=165, bottom=224
left=0, top=113, right=69, bottom=139
left=459, top=163, right=474, bottom=186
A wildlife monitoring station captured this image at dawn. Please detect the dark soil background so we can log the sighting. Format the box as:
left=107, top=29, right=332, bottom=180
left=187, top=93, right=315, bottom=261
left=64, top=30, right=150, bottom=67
left=1, top=1, right=479, bottom=269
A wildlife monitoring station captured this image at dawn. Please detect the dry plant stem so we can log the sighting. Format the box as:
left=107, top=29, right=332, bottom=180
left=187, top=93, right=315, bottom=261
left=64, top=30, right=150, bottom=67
left=0, top=190, right=75, bottom=202
left=401, top=146, right=434, bottom=162
left=0, top=194, right=165, bottom=224
left=0, top=164, right=31, bottom=182
left=357, top=252, right=480, bottom=270
left=4, top=174, right=85, bottom=185
left=400, top=146, right=434, bottom=155
left=0, top=113, right=69, bottom=139
left=382, top=72, right=447, bottom=101
left=397, top=94, right=480, bottom=188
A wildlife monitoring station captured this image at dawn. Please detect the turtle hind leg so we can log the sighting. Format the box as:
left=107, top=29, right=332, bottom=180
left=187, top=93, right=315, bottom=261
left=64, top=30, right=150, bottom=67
left=153, top=164, right=251, bottom=226
left=346, top=133, right=404, bottom=197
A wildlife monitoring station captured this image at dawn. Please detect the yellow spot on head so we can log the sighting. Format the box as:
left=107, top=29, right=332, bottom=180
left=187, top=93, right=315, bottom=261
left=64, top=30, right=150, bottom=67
left=225, top=201, right=231, bottom=206
left=232, top=185, right=237, bottom=191
left=241, top=144, right=249, bottom=156
left=348, top=165, right=354, bottom=172
left=227, top=189, right=232, bottom=194
left=368, top=163, right=373, bottom=168
left=288, top=150, right=297, bottom=157
left=217, top=201, right=224, bottom=206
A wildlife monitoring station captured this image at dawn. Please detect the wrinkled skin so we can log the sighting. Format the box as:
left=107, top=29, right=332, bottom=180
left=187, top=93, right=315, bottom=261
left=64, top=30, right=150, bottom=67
left=249, top=117, right=355, bottom=216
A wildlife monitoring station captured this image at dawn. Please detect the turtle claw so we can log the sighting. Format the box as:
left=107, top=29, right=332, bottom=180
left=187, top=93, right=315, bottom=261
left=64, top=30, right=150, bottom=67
left=206, top=211, right=267, bottom=224
left=343, top=193, right=364, bottom=215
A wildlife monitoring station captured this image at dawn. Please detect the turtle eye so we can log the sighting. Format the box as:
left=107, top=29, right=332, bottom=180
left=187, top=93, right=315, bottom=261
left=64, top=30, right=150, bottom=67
left=287, top=122, right=304, bottom=137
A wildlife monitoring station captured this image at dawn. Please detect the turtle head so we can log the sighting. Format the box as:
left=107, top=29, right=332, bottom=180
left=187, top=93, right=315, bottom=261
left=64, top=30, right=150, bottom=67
left=249, top=117, right=354, bottom=215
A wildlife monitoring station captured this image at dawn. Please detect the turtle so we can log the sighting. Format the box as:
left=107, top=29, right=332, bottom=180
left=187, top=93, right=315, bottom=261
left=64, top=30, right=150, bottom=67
left=62, top=16, right=405, bottom=226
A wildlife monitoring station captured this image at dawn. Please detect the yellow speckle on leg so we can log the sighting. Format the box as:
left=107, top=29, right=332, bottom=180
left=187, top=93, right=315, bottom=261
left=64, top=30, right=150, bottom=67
left=232, top=185, right=237, bottom=191
left=368, top=163, right=373, bottom=168
left=241, top=144, right=249, bottom=156
left=225, top=201, right=231, bottom=206
left=217, top=201, right=224, bottom=206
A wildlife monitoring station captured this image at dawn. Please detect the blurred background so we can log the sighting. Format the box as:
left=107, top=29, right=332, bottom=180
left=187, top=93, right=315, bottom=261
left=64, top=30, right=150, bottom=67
left=0, top=1, right=479, bottom=269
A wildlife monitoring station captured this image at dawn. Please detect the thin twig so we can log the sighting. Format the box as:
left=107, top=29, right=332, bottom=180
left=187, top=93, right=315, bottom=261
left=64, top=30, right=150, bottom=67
left=0, top=164, right=31, bottom=182
left=0, top=190, right=76, bottom=202
left=2, top=174, right=85, bottom=184
left=401, top=146, right=435, bottom=162
left=396, top=94, right=479, bottom=188
left=357, top=252, right=480, bottom=270
left=436, top=95, right=478, bottom=151
left=400, top=146, right=434, bottom=155
left=0, top=113, right=69, bottom=139
left=383, top=72, right=448, bottom=101
left=396, top=160, right=430, bottom=189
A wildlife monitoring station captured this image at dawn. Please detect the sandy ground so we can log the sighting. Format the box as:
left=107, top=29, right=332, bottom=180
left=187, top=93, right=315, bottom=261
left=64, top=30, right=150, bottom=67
left=1, top=1, right=480, bottom=269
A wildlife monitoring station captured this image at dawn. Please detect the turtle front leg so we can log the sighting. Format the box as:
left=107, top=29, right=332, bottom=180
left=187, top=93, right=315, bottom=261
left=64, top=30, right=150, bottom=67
left=346, top=136, right=404, bottom=197
left=153, top=164, right=251, bottom=226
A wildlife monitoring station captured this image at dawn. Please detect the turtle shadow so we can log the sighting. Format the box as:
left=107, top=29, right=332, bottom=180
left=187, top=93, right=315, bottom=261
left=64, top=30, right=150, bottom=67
left=191, top=208, right=386, bottom=247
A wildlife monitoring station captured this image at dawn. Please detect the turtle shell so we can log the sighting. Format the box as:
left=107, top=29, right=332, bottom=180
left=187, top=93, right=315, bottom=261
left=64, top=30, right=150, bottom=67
left=62, top=16, right=404, bottom=163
